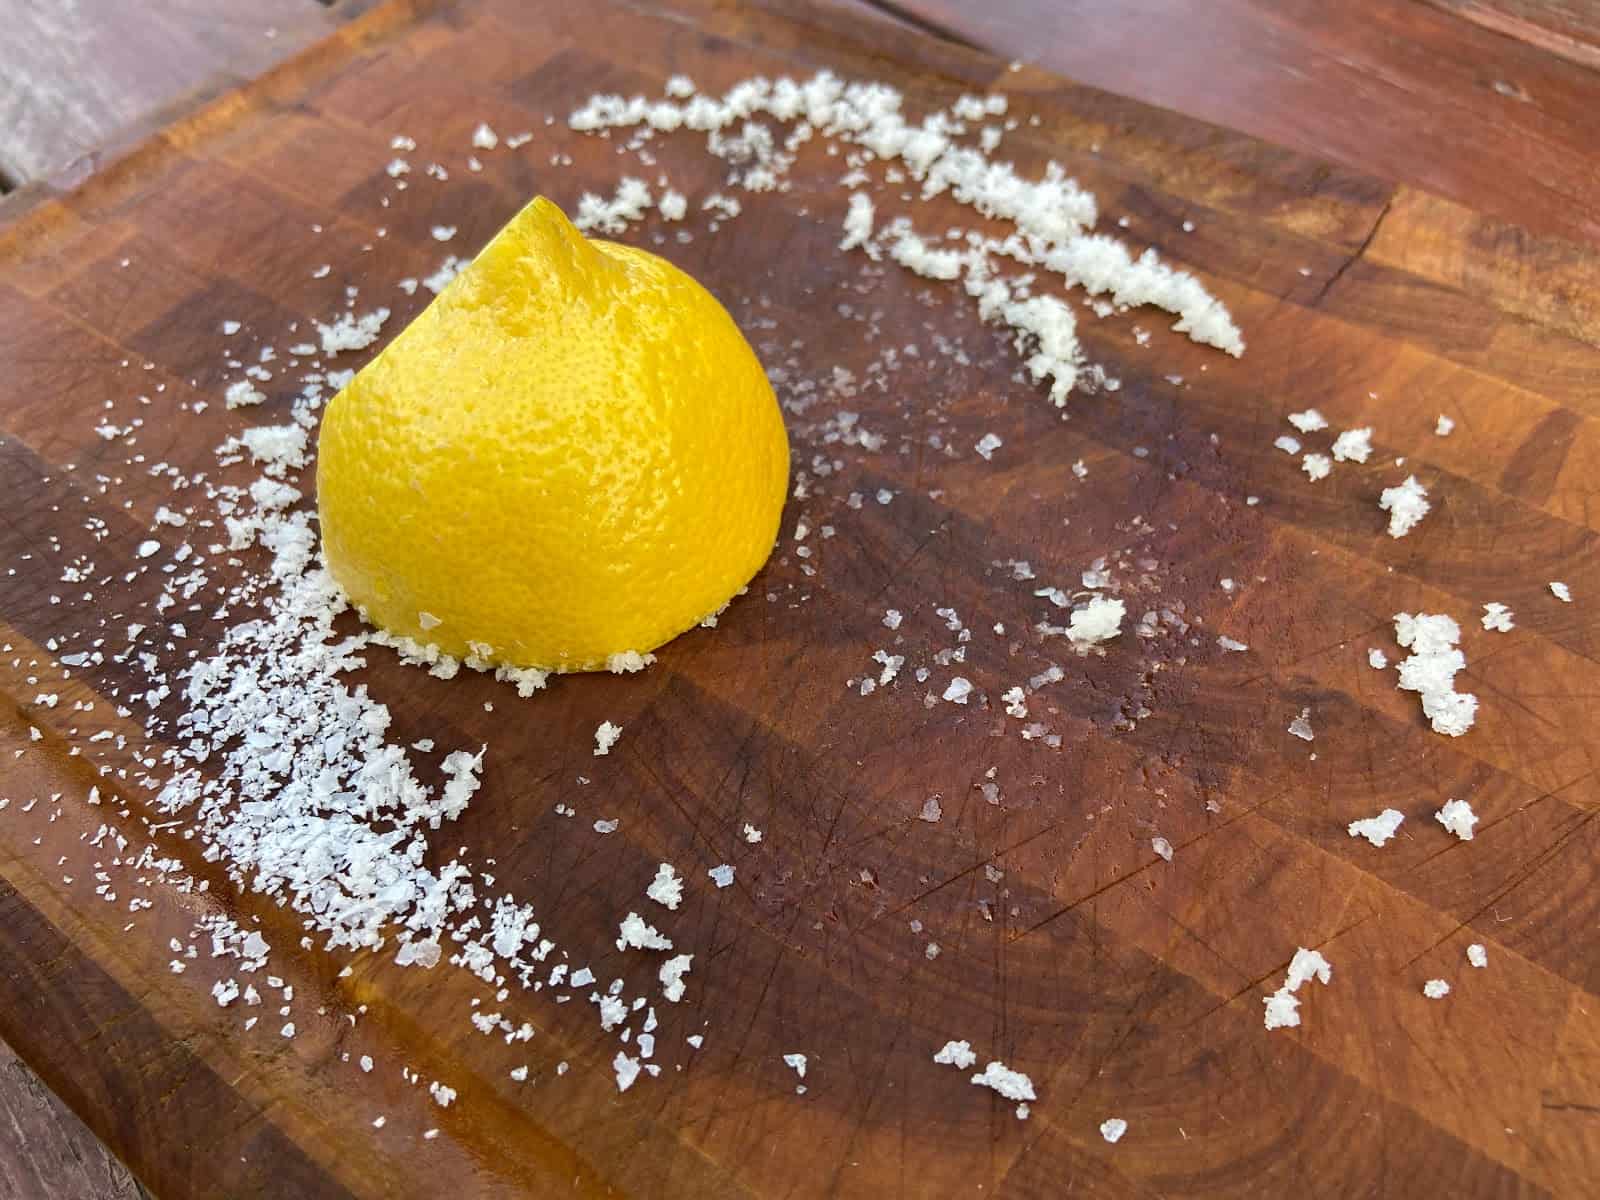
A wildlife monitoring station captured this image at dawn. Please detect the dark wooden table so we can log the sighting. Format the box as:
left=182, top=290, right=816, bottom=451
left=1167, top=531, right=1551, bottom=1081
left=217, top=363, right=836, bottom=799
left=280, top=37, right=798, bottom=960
left=1, top=1, right=1597, bottom=1196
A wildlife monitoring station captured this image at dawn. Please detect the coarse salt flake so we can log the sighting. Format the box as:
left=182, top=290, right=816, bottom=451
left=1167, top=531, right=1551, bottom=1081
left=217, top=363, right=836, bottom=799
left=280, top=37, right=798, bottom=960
left=593, top=721, right=622, bottom=755
left=933, top=1040, right=977, bottom=1069
left=1347, top=808, right=1404, bottom=847
left=1435, top=798, right=1478, bottom=841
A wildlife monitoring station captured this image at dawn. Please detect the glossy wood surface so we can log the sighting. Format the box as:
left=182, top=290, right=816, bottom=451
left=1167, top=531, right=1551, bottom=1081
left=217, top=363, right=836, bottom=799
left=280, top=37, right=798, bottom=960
left=0, top=1, right=1597, bottom=1195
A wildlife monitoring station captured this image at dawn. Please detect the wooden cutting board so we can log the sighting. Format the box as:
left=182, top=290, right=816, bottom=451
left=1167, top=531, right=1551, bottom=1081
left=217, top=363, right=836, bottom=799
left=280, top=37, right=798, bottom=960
left=2, top=0, right=1597, bottom=1195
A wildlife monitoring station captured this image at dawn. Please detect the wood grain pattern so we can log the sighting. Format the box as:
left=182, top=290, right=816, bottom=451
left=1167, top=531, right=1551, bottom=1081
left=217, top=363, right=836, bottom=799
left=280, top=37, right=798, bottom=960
left=1424, top=0, right=1600, bottom=70
left=853, top=0, right=1600, bottom=249
left=0, top=0, right=334, bottom=186
left=0, top=0, right=1597, bottom=1196
left=0, top=1041, right=152, bottom=1200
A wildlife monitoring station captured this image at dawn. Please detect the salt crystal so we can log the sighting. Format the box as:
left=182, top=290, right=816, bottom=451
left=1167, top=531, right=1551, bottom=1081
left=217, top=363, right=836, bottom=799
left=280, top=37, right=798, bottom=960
left=1379, top=475, right=1431, bottom=538
left=970, top=1060, right=1035, bottom=1102
left=1331, top=427, right=1374, bottom=463
left=1435, top=798, right=1477, bottom=841
left=593, top=721, right=622, bottom=755
left=1481, top=602, right=1514, bottom=632
left=1347, top=808, right=1404, bottom=847
left=646, top=863, right=683, bottom=910
left=1287, top=708, right=1314, bottom=741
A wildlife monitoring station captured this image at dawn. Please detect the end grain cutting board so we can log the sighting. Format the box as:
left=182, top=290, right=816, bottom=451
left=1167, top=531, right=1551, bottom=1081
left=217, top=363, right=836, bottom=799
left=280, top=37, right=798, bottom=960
left=0, top=0, right=1597, bottom=1196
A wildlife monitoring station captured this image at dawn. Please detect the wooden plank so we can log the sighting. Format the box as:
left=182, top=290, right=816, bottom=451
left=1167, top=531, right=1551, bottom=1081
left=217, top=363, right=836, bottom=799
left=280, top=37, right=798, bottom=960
left=0, top=1041, right=151, bottom=1200
left=845, top=0, right=1600, bottom=247
left=0, top=0, right=1597, bottom=1196
left=0, top=0, right=335, bottom=185
left=1424, top=0, right=1600, bottom=71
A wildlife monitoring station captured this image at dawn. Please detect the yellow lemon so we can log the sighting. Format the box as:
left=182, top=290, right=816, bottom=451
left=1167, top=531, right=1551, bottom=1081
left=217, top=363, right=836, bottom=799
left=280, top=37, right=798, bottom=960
left=316, top=197, right=789, bottom=672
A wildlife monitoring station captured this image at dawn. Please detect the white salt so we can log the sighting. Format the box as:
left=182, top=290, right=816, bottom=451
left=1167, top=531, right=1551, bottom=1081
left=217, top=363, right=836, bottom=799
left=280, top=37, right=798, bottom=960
left=1331, top=427, right=1374, bottom=463
left=1435, top=798, right=1478, bottom=841
left=933, top=1040, right=977, bottom=1069
left=1481, top=603, right=1514, bottom=632
left=1347, top=808, right=1404, bottom=847
left=1379, top=475, right=1431, bottom=538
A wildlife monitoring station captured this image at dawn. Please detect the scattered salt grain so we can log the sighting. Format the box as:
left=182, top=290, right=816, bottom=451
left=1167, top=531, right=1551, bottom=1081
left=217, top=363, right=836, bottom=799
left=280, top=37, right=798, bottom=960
left=659, top=954, right=693, bottom=1002
left=942, top=676, right=973, bottom=704
left=1287, top=409, right=1328, bottom=433
left=471, top=122, right=498, bottom=150
left=839, top=193, right=876, bottom=255
left=430, top=225, right=457, bottom=242
left=1263, top=946, right=1331, bottom=1030
left=1331, top=427, right=1374, bottom=463
left=1435, top=798, right=1478, bottom=841
left=1067, top=595, right=1124, bottom=647
left=646, top=864, right=683, bottom=910
left=616, top=912, right=673, bottom=952
left=783, top=1053, right=808, bottom=1078
left=933, top=1040, right=977, bottom=1069
left=1550, top=581, right=1572, bottom=602
left=225, top=380, right=266, bottom=409
left=1467, top=944, right=1488, bottom=968
left=593, top=721, right=622, bottom=756
left=1368, top=648, right=1388, bottom=669
left=316, top=307, right=389, bottom=355
left=1481, top=603, right=1514, bottom=632
left=1151, top=836, right=1174, bottom=862
left=1100, top=1118, right=1128, bottom=1144
left=136, top=540, right=161, bottom=560
left=1301, top=453, right=1331, bottom=481
left=919, top=795, right=943, bottom=822
left=1394, top=612, right=1477, bottom=737
left=1217, top=636, right=1248, bottom=652
left=975, top=433, right=1003, bottom=460
left=605, top=650, right=655, bottom=673
left=1379, top=475, right=1431, bottom=538
left=614, top=1052, right=642, bottom=1092
left=883, top=608, right=902, bottom=630
left=1347, top=808, right=1404, bottom=847
left=1423, top=979, right=1450, bottom=1000
left=423, top=256, right=464, bottom=293
left=970, top=1060, right=1035, bottom=1103
left=574, top=177, right=653, bottom=235
left=593, top=819, right=619, bottom=835
left=1287, top=708, right=1314, bottom=741
left=657, top=190, right=687, bottom=221
left=742, top=823, right=762, bottom=844
left=1435, top=415, right=1455, bottom=436
left=1273, top=434, right=1302, bottom=455
left=708, top=864, right=735, bottom=888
